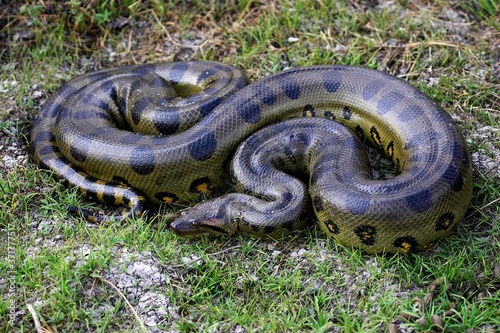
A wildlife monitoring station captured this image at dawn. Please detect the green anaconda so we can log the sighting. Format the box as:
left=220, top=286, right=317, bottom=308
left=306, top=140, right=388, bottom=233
left=30, top=61, right=473, bottom=254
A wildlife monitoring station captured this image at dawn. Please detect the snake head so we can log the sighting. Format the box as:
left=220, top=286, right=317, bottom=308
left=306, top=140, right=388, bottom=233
left=170, top=200, right=233, bottom=238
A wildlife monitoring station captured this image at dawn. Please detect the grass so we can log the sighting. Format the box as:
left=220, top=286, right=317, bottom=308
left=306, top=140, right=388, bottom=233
left=1, top=0, right=499, bottom=332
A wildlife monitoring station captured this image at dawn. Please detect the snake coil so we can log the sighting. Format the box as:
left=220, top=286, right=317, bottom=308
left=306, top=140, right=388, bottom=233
left=31, top=61, right=473, bottom=253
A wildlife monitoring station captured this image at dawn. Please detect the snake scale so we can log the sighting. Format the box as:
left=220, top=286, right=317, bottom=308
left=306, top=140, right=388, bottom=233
left=31, top=61, right=473, bottom=254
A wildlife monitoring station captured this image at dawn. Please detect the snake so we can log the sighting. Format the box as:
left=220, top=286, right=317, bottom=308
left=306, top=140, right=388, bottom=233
left=31, top=60, right=473, bottom=254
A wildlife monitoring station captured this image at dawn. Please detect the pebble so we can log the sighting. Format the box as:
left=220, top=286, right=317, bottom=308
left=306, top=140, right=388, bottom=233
left=428, top=277, right=444, bottom=291
left=494, top=264, right=500, bottom=280
left=416, top=317, right=426, bottom=326
left=431, top=314, right=444, bottom=332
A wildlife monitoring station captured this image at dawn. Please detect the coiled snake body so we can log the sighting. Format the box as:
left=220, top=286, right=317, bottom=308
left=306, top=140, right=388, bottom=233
left=31, top=61, right=473, bottom=253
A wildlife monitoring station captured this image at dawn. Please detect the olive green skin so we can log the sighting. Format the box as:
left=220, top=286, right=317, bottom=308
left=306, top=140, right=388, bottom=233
left=31, top=61, right=473, bottom=253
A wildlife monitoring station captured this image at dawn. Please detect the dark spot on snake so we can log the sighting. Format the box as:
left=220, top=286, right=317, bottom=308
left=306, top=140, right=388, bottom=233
left=324, top=219, right=339, bottom=234
left=34, top=131, right=55, bottom=144
left=188, top=130, right=217, bottom=161
left=393, top=236, right=418, bottom=253
left=155, top=192, right=180, bottom=204
left=270, top=121, right=290, bottom=133
left=32, top=116, right=42, bottom=128
left=70, top=139, right=90, bottom=163
left=295, top=132, right=313, bottom=146
left=199, top=97, right=224, bottom=116
left=43, top=100, right=64, bottom=118
left=96, top=111, right=110, bottom=120
left=120, top=133, right=142, bottom=144
left=190, top=177, right=214, bottom=194
left=322, top=72, right=342, bottom=93
left=451, top=171, right=465, bottom=192
left=131, top=96, right=150, bottom=126
left=324, top=111, right=336, bottom=120
left=237, top=98, right=261, bottom=124
left=130, top=145, right=156, bottom=175
left=377, top=91, right=404, bottom=115
left=345, top=193, right=371, bottom=214
left=386, top=141, right=395, bottom=158
left=406, top=188, right=432, bottom=213
left=435, top=212, right=455, bottom=231
left=37, top=145, right=55, bottom=157
left=153, top=108, right=180, bottom=135
left=282, top=76, right=301, bottom=100
left=362, top=80, right=384, bottom=100
left=440, top=163, right=463, bottom=192
left=73, top=107, right=96, bottom=120
left=88, top=97, right=113, bottom=114
left=255, top=86, right=277, bottom=105
left=303, top=104, right=316, bottom=117
left=196, top=67, right=218, bottom=85
left=122, top=193, right=131, bottom=206
left=355, top=125, right=366, bottom=142
left=342, top=106, right=352, bottom=120
left=102, top=190, right=117, bottom=205
left=103, top=80, right=117, bottom=101
left=119, top=96, right=128, bottom=118
left=169, top=63, right=189, bottom=84
left=370, top=126, right=383, bottom=149
left=313, top=195, right=324, bottom=212
left=57, top=106, right=71, bottom=120
left=354, top=225, right=377, bottom=245
left=281, top=191, right=294, bottom=205
left=397, top=105, right=424, bottom=122
left=113, top=176, right=130, bottom=185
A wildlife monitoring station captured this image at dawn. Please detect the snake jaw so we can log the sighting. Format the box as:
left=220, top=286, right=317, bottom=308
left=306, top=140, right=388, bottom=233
left=170, top=202, right=232, bottom=237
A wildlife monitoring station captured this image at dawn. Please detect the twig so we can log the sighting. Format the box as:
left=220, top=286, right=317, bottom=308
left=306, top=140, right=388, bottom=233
left=96, top=276, right=147, bottom=333
left=26, top=303, right=45, bottom=333
left=466, top=197, right=500, bottom=219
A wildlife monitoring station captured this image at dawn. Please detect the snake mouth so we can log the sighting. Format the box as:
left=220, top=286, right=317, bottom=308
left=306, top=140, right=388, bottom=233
left=170, top=217, right=229, bottom=238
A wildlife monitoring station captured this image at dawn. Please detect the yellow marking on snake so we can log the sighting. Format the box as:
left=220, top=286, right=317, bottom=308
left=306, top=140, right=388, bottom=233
left=31, top=61, right=473, bottom=253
